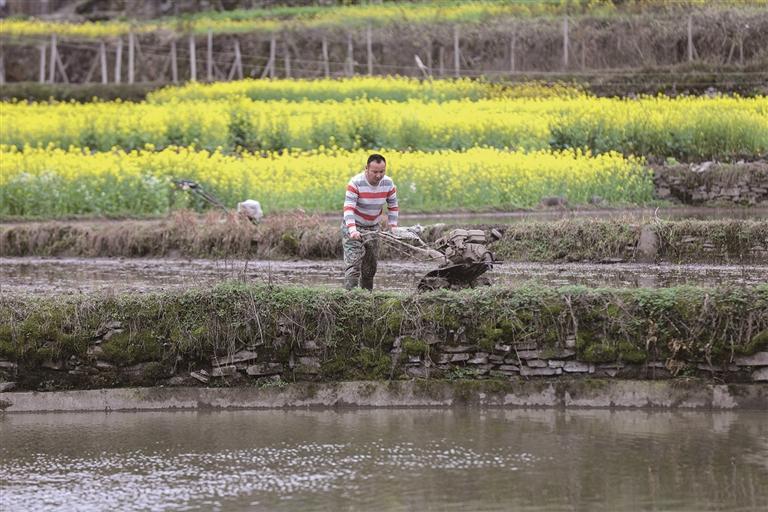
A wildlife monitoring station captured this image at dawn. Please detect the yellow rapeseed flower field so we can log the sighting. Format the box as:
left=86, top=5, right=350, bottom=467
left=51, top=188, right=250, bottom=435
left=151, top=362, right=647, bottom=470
left=146, top=77, right=580, bottom=103
left=0, top=145, right=651, bottom=217
left=2, top=95, right=765, bottom=159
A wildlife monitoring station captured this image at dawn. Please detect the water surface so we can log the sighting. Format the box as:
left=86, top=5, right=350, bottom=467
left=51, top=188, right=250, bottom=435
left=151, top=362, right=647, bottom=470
left=1, top=408, right=766, bottom=511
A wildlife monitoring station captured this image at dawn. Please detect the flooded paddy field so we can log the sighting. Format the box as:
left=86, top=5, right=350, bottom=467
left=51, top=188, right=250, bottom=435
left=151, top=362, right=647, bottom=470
left=1, top=408, right=766, bottom=512
left=1, top=257, right=765, bottom=295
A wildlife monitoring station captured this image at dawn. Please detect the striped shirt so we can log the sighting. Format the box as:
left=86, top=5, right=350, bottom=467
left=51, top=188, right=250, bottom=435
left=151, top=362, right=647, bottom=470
left=343, top=172, right=399, bottom=234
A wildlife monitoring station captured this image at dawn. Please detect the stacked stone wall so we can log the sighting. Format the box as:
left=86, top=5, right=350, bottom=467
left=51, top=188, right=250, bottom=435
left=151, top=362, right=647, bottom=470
left=654, top=161, right=768, bottom=206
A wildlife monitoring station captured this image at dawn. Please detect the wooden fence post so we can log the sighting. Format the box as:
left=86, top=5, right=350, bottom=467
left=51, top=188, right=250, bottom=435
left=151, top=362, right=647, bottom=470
left=346, top=33, right=354, bottom=76
left=207, top=29, right=213, bottom=81
left=170, top=39, right=178, bottom=83
left=510, top=33, right=516, bottom=73
left=233, top=39, right=243, bottom=80
left=322, top=36, right=330, bottom=78
left=453, top=25, right=460, bottom=77
left=366, top=24, right=373, bottom=76
left=0, top=51, right=5, bottom=85
left=438, top=45, right=445, bottom=77
left=49, top=34, right=57, bottom=83
left=283, top=34, right=291, bottom=78
left=269, top=34, right=276, bottom=78
left=189, top=34, right=197, bottom=81
left=99, top=41, right=108, bottom=84
left=55, top=46, right=68, bottom=83
left=128, top=31, right=135, bottom=83
left=562, top=17, right=569, bottom=69
left=39, top=44, right=46, bottom=83
left=114, top=36, right=122, bottom=83
left=739, top=34, right=744, bottom=66
left=687, top=16, right=694, bottom=62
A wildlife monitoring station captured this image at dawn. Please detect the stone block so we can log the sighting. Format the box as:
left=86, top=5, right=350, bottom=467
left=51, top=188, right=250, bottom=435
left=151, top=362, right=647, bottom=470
left=516, top=350, right=540, bottom=360
left=301, top=339, right=320, bottom=351
left=520, top=367, right=561, bottom=377
left=406, top=367, right=429, bottom=379
left=437, top=354, right=452, bottom=364
left=94, top=320, right=122, bottom=339
left=443, top=344, right=474, bottom=353
left=547, top=349, right=576, bottom=360
left=425, top=334, right=444, bottom=345
left=451, top=353, right=471, bottom=363
left=734, top=352, right=768, bottom=367
left=565, top=336, right=576, bottom=349
left=190, top=370, right=210, bottom=383
left=0, top=381, right=17, bottom=392
left=563, top=361, right=592, bottom=373
left=42, top=359, right=66, bottom=371
left=298, top=357, right=321, bottom=369
left=96, top=361, right=115, bottom=369
left=408, top=356, right=422, bottom=365
left=526, top=359, right=547, bottom=368
left=246, top=363, right=283, bottom=376
left=211, top=365, right=238, bottom=378
left=213, top=350, right=259, bottom=367
left=494, top=343, right=511, bottom=353
left=548, top=360, right=565, bottom=368
left=597, top=363, right=625, bottom=370
left=0, top=360, right=17, bottom=370
left=696, top=363, right=739, bottom=372
left=752, top=367, right=768, bottom=382
left=468, top=354, right=489, bottom=365
left=498, top=365, right=520, bottom=372
left=637, top=226, right=658, bottom=262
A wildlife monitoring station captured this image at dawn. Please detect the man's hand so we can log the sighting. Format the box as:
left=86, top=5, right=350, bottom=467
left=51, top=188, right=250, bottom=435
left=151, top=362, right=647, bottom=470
left=349, top=231, right=361, bottom=240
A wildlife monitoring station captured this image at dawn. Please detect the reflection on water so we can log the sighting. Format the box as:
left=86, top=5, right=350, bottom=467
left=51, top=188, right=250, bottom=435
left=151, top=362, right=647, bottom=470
left=1, top=257, right=766, bottom=295
left=1, top=409, right=767, bottom=511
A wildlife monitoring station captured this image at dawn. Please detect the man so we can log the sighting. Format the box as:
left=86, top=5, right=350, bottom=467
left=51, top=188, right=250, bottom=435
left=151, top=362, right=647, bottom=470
left=342, top=153, right=399, bottom=290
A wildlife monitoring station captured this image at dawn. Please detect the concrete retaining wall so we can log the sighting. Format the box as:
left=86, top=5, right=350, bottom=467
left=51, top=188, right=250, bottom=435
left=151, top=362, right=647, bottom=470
left=1, top=380, right=766, bottom=413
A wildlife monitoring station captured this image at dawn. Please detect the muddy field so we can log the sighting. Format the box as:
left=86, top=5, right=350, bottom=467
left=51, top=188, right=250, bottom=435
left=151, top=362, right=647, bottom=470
left=2, top=257, right=766, bottom=295
left=1, top=208, right=765, bottom=294
left=371, top=207, right=768, bottom=226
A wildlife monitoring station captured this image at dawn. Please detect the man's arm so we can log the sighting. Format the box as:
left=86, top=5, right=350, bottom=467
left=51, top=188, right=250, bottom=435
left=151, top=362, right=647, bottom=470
left=386, top=185, right=399, bottom=229
left=343, top=181, right=360, bottom=238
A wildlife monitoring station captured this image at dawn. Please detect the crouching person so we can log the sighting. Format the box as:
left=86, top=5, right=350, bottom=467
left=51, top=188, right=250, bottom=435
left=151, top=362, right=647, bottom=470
left=342, top=153, right=399, bottom=290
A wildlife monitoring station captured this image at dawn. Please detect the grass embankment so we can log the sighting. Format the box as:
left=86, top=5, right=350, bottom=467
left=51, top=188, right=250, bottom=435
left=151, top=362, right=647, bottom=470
left=1, top=284, right=766, bottom=389
left=1, top=215, right=765, bottom=263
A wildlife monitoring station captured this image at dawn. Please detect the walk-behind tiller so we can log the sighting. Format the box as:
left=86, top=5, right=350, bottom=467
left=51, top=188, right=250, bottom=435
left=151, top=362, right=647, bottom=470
left=362, top=226, right=503, bottom=292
